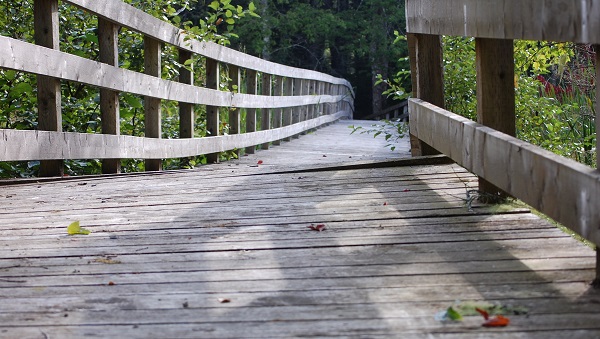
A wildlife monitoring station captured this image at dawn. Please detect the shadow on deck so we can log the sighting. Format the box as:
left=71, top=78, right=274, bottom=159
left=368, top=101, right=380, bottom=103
left=0, top=120, right=599, bottom=338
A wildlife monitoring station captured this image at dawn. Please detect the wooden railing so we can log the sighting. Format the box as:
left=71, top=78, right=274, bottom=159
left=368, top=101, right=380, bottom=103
left=364, top=101, right=408, bottom=121
left=406, top=0, right=600, bottom=281
left=0, top=0, right=354, bottom=176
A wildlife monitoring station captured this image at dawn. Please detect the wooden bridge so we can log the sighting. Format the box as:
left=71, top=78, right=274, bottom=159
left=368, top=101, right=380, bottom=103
left=1, top=0, right=600, bottom=337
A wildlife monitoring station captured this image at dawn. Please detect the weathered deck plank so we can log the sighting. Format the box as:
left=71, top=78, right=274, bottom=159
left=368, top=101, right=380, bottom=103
left=1, top=120, right=598, bottom=338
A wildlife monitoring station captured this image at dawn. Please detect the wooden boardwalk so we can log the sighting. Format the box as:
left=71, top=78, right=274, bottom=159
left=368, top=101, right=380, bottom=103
left=1, top=120, right=599, bottom=338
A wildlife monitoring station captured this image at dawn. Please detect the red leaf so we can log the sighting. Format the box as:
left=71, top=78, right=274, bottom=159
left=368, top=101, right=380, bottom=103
left=308, top=224, right=326, bottom=231
left=482, top=315, right=510, bottom=327
left=108, top=281, right=115, bottom=286
left=475, top=307, right=489, bottom=320
left=403, top=189, right=411, bottom=192
left=218, top=298, right=231, bottom=303
left=383, top=202, right=388, bottom=206
left=257, top=160, right=263, bottom=165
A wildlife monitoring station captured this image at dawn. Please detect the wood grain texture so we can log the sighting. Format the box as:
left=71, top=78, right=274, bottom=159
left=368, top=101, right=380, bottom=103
left=409, top=98, right=600, bottom=247
left=206, top=58, right=220, bottom=164
left=0, top=135, right=596, bottom=337
left=406, top=0, right=600, bottom=44
left=143, top=36, right=162, bottom=171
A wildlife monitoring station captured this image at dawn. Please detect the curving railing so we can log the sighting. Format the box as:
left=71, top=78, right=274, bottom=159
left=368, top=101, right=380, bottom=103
left=0, top=0, right=354, bottom=175
left=406, top=0, right=599, bottom=281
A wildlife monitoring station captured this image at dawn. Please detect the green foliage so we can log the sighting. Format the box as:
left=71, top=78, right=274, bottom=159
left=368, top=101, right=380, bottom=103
left=0, top=0, right=258, bottom=178
left=441, top=37, right=596, bottom=167
left=350, top=119, right=408, bottom=152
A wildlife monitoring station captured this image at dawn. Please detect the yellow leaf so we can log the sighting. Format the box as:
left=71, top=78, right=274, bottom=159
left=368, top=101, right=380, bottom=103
left=67, top=221, right=91, bottom=235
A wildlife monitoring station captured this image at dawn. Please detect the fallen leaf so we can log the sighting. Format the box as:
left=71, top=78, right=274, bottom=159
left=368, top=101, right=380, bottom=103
left=257, top=160, right=263, bottom=165
left=67, top=221, right=91, bottom=235
left=446, top=307, right=463, bottom=321
left=308, top=224, right=326, bottom=231
left=107, top=281, right=115, bottom=286
left=218, top=298, right=231, bottom=303
left=483, top=315, right=510, bottom=327
left=476, top=307, right=489, bottom=320
left=403, top=189, right=411, bottom=192
left=322, top=155, right=327, bottom=157
left=383, top=202, right=388, bottom=206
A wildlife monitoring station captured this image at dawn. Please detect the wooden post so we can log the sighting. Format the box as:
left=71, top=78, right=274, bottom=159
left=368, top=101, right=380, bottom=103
left=282, top=77, right=293, bottom=142
left=292, top=78, right=302, bottom=139
left=206, top=58, right=220, bottom=163
left=228, top=65, right=241, bottom=157
left=301, top=79, right=310, bottom=134
left=272, top=76, right=283, bottom=146
left=476, top=38, right=515, bottom=201
left=178, top=50, right=194, bottom=139
left=260, top=73, right=272, bottom=150
left=245, top=69, right=258, bottom=154
left=98, top=18, right=121, bottom=174
left=407, top=33, right=443, bottom=156
left=34, top=0, right=62, bottom=177
left=144, top=36, right=162, bottom=171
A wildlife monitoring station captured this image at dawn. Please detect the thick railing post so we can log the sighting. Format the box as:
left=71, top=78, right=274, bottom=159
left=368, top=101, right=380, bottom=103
left=178, top=50, right=194, bottom=139
left=245, top=69, right=257, bottom=154
left=260, top=73, right=272, bottom=150
left=34, top=0, right=63, bottom=177
left=407, top=33, right=443, bottom=156
left=144, top=36, right=162, bottom=171
left=206, top=58, right=220, bottom=163
left=99, top=18, right=121, bottom=174
left=228, top=65, right=241, bottom=158
left=282, top=77, right=293, bottom=142
left=272, top=75, right=283, bottom=146
left=476, top=38, right=515, bottom=201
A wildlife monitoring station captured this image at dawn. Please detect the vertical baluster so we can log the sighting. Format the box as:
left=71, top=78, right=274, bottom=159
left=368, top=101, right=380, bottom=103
left=179, top=50, right=194, bottom=139
left=99, top=18, right=121, bottom=174
left=324, top=83, right=331, bottom=116
left=476, top=38, right=515, bottom=201
left=272, top=76, right=283, bottom=146
left=245, top=69, right=257, bottom=154
left=261, top=73, right=272, bottom=150
left=34, top=0, right=62, bottom=177
left=282, top=77, right=293, bottom=142
left=228, top=65, right=241, bottom=158
left=144, top=36, right=162, bottom=171
left=292, top=78, right=302, bottom=139
left=206, top=58, right=220, bottom=163
left=301, top=79, right=310, bottom=134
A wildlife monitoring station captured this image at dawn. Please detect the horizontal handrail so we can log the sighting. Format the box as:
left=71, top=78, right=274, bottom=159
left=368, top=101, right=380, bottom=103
left=0, top=35, right=342, bottom=109
left=0, top=0, right=355, bottom=176
left=66, top=0, right=354, bottom=91
left=410, top=99, right=600, bottom=247
left=406, top=0, right=600, bottom=44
